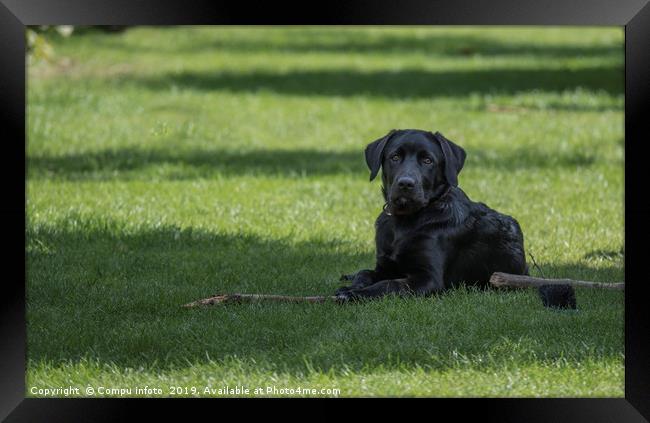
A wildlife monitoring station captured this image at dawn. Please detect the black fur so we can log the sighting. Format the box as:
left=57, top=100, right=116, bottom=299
left=336, top=129, right=528, bottom=301
left=538, top=285, right=577, bottom=309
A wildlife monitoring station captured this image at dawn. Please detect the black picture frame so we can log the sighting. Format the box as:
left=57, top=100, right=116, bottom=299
left=2, top=0, right=649, bottom=420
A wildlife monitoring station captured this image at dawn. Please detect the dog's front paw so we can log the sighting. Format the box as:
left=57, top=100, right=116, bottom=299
left=335, top=288, right=360, bottom=303
left=335, top=285, right=353, bottom=296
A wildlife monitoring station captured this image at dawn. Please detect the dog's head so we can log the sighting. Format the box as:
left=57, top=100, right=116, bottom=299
left=365, top=129, right=466, bottom=216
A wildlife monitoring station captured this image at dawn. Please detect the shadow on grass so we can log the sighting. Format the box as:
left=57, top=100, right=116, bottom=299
left=120, top=66, right=623, bottom=99
left=26, top=223, right=367, bottom=369
left=91, top=28, right=623, bottom=59
left=27, top=145, right=602, bottom=181
left=27, top=221, right=623, bottom=374
left=27, top=148, right=364, bottom=180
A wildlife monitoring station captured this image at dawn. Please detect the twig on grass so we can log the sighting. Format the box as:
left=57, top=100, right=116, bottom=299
left=182, top=293, right=338, bottom=308
left=489, top=272, right=624, bottom=290
left=527, top=251, right=545, bottom=278
left=183, top=272, right=624, bottom=308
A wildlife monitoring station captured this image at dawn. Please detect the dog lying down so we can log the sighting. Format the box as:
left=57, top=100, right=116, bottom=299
left=336, top=129, right=529, bottom=302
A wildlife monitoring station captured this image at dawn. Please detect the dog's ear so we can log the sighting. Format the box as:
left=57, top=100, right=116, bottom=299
left=365, top=130, right=397, bottom=181
left=431, top=131, right=466, bottom=187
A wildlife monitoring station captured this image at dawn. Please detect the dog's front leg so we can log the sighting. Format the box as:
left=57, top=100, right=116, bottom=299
left=336, top=271, right=444, bottom=302
left=335, top=269, right=390, bottom=296
left=336, top=258, right=401, bottom=295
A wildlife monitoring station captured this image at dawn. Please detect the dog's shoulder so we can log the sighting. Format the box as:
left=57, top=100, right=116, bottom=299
left=429, top=187, right=473, bottom=226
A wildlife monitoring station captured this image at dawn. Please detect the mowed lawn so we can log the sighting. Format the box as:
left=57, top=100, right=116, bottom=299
left=26, top=27, right=624, bottom=397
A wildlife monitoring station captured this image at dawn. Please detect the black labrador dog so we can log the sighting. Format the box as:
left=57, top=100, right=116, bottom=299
left=336, top=129, right=528, bottom=302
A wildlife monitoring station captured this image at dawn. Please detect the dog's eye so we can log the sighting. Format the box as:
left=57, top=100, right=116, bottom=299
left=422, top=157, right=433, bottom=165
left=390, top=154, right=400, bottom=162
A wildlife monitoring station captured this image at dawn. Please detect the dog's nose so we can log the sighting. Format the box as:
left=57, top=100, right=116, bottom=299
left=397, top=177, right=416, bottom=190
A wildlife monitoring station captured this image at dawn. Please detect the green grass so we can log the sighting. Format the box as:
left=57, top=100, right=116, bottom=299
left=26, top=26, right=624, bottom=397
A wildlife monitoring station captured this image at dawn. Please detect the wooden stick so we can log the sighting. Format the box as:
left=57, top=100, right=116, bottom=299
left=490, top=272, right=624, bottom=290
left=182, top=293, right=338, bottom=308
left=183, top=272, right=624, bottom=307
